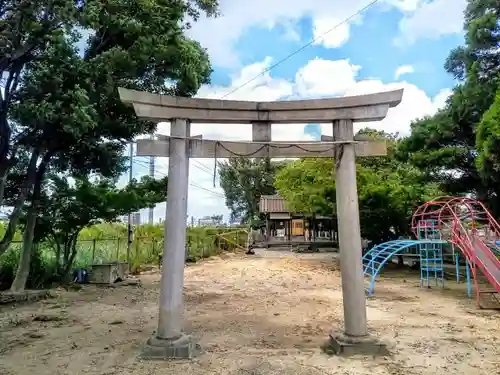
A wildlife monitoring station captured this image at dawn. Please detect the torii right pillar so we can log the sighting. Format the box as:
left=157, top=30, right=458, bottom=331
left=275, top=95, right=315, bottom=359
left=326, top=119, right=388, bottom=356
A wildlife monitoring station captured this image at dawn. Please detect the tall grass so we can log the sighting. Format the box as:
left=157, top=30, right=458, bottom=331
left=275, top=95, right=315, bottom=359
left=0, top=221, right=247, bottom=289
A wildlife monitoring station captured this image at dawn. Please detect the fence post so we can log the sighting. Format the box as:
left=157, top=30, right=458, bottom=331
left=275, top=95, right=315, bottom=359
left=92, top=239, right=96, bottom=263
left=135, top=238, right=140, bottom=266
left=116, top=238, right=121, bottom=261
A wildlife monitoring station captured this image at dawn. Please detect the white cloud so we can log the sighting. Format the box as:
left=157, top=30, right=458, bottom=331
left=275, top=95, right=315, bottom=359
left=131, top=57, right=450, bottom=222
left=188, top=0, right=466, bottom=68
left=395, top=0, right=467, bottom=46
left=295, top=58, right=361, bottom=96
left=188, top=0, right=372, bottom=68
left=289, top=58, right=450, bottom=137
left=312, top=17, right=352, bottom=49
left=384, top=0, right=424, bottom=12
left=394, top=64, right=414, bottom=79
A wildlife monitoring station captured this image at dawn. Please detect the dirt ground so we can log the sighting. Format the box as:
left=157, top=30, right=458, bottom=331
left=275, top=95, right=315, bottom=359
left=0, top=250, right=499, bottom=375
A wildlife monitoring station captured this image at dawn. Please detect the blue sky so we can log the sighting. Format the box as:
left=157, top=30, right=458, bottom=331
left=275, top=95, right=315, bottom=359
left=125, top=0, right=468, bottom=222
left=233, top=8, right=460, bottom=97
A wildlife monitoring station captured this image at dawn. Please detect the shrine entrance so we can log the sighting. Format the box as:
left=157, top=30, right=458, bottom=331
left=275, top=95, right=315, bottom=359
left=119, top=87, right=403, bottom=358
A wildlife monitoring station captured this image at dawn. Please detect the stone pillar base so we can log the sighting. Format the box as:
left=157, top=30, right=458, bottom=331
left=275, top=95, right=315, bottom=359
left=322, top=331, right=389, bottom=357
left=140, top=334, right=202, bottom=360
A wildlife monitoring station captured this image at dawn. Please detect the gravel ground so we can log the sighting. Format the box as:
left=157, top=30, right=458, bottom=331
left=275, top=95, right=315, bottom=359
left=0, top=250, right=499, bottom=375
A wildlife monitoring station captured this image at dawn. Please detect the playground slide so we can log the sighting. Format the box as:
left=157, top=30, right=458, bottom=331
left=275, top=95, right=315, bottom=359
left=467, top=235, right=500, bottom=292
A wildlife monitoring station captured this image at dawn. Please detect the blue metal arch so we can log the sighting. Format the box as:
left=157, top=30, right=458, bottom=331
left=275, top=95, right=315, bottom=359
left=362, top=240, right=419, bottom=261
left=362, top=239, right=445, bottom=296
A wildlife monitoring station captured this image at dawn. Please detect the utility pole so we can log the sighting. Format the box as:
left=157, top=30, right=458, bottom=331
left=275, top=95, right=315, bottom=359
left=148, top=133, right=155, bottom=224
left=127, top=142, right=133, bottom=268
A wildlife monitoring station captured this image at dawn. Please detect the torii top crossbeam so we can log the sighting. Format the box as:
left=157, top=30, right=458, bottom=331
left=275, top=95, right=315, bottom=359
left=118, top=87, right=403, bottom=124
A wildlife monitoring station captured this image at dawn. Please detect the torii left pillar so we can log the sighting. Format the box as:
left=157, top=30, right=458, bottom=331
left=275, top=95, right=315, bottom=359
left=141, top=118, right=200, bottom=359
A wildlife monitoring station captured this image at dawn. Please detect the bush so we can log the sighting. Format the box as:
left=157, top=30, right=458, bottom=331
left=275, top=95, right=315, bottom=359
left=0, top=243, right=59, bottom=290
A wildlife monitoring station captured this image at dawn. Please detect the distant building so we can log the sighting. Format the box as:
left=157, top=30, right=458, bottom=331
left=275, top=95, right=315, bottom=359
left=198, top=216, right=218, bottom=226
left=259, top=194, right=337, bottom=247
left=132, top=212, right=141, bottom=226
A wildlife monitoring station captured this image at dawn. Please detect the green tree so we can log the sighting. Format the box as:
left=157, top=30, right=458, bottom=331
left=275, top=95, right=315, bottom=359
left=399, top=0, right=500, bottom=211
left=210, top=214, right=223, bottom=225
left=10, top=175, right=169, bottom=291
left=0, top=1, right=79, bottom=202
left=475, top=87, right=500, bottom=216
left=274, top=158, right=335, bottom=216
left=2, top=0, right=219, bottom=290
left=0, top=0, right=219, bottom=257
left=445, top=0, right=500, bottom=82
left=0, top=1, right=218, bottom=198
left=218, top=158, right=287, bottom=224
left=274, top=130, right=441, bottom=244
left=0, top=33, right=100, bottom=257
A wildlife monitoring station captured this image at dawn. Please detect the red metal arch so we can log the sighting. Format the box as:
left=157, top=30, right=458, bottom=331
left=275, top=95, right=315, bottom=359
left=411, top=196, right=500, bottom=306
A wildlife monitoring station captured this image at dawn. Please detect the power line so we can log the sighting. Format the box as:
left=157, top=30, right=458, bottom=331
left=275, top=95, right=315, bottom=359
left=190, top=182, right=225, bottom=198
left=219, top=0, right=381, bottom=100
left=133, top=158, right=215, bottom=181
left=132, top=159, right=224, bottom=198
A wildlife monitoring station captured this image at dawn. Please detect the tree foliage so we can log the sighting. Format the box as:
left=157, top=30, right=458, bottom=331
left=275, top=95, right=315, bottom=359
left=476, top=88, right=500, bottom=179
left=1, top=0, right=218, bottom=207
left=398, top=0, right=500, bottom=214
left=273, top=158, right=335, bottom=216
left=218, top=158, right=287, bottom=224
left=0, top=0, right=219, bottom=289
left=35, top=175, right=169, bottom=279
left=274, top=131, right=441, bottom=244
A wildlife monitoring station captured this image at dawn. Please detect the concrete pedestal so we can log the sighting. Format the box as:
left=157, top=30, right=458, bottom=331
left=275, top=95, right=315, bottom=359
left=140, top=334, right=203, bottom=360
left=322, top=331, right=389, bottom=357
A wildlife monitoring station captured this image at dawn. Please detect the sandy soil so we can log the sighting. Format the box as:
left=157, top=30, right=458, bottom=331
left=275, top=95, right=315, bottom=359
left=0, top=250, right=499, bottom=375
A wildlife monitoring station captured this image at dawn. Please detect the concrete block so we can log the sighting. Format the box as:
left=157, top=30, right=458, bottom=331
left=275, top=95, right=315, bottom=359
left=322, top=331, right=390, bottom=357
left=140, top=334, right=203, bottom=360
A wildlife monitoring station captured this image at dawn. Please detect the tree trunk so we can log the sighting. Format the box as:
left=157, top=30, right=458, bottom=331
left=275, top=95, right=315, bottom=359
left=0, top=102, right=12, bottom=182
left=0, top=67, right=21, bottom=206
left=62, top=235, right=79, bottom=283
left=9, top=155, right=50, bottom=291
left=53, top=238, right=62, bottom=275
left=0, top=150, right=39, bottom=256
left=0, top=169, right=6, bottom=208
left=9, top=203, right=37, bottom=292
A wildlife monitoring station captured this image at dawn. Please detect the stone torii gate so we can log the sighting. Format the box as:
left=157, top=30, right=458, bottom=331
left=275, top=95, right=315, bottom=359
left=119, top=87, right=403, bottom=358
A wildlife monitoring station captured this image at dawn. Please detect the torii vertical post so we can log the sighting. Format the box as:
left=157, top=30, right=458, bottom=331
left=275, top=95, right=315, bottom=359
left=144, top=118, right=197, bottom=358
left=332, top=119, right=367, bottom=337
left=251, top=121, right=271, bottom=243
left=252, top=121, right=271, bottom=241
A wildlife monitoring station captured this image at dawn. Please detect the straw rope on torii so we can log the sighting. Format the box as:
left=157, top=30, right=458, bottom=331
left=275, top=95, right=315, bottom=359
left=141, top=133, right=386, bottom=186
left=119, top=87, right=404, bottom=359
